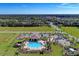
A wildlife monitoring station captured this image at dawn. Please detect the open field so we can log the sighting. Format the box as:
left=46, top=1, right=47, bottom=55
left=0, top=33, right=19, bottom=56
left=0, top=26, right=53, bottom=32
left=61, top=27, right=79, bottom=38
left=51, top=44, right=63, bottom=56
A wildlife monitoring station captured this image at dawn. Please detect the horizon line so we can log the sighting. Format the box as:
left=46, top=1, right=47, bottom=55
left=0, top=14, right=79, bottom=15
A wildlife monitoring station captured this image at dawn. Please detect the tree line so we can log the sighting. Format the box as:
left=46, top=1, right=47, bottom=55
left=0, top=15, right=79, bottom=27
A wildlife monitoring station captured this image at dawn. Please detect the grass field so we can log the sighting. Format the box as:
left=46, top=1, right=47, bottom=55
left=0, top=33, right=19, bottom=56
left=0, top=26, right=53, bottom=32
left=51, top=44, right=63, bottom=56
left=61, top=27, right=79, bottom=38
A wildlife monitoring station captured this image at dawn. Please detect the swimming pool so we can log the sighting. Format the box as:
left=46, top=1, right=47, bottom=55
left=27, top=42, right=42, bottom=48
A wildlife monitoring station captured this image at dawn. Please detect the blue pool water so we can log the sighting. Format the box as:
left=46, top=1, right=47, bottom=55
left=27, top=42, right=42, bottom=48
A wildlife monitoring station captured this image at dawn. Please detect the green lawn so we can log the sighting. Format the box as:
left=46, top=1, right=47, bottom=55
left=61, top=27, right=79, bottom=38
left=51, top=44, right=63, bottom=56
left=0, top=26, right=53, bottom=32
left=0, top=33, right=19, bottom=56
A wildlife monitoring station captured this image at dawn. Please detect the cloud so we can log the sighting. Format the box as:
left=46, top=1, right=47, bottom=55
left=57, top=3, right=79, bottom=9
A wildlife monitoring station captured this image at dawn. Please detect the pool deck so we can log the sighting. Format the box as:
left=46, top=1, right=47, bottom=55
left=23, top=40, right=46, bottom=51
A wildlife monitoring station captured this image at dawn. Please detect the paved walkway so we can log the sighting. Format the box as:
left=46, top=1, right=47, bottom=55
left=50, top=23, right=78, bottom=40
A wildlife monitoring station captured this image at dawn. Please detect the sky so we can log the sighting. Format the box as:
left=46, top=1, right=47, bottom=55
left=0, top=3, right=79, bottom=14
